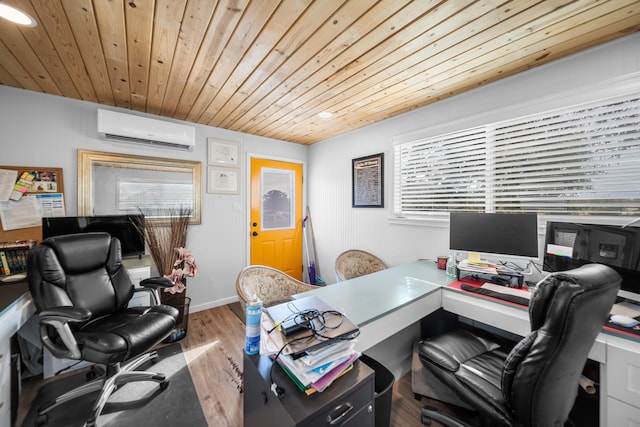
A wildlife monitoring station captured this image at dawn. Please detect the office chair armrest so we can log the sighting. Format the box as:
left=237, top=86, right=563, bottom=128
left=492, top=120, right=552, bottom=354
left=39, top=306, right=91, bottom=360
left=139, top=277, right=175, bottom=305
left=40, top=306, right=92, bottom=323
left=140, top=277, right=174, bottom=290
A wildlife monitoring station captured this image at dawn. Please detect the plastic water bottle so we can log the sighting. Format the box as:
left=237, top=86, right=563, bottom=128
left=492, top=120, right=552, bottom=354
left=245, top=299, right=262, bottom=355
left=446, top=253, right=457, bottom=278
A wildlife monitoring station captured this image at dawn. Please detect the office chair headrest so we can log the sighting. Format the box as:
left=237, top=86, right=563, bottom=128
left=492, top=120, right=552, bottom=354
left=529, top=263, right=621, bottom=331
left=40, top=232, right=121, bottom=274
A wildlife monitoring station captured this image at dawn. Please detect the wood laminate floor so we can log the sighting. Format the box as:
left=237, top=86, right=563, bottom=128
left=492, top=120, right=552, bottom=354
left=17, top=303, right=471, bottom=427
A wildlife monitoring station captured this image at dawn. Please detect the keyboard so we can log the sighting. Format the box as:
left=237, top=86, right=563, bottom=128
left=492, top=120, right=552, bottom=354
left=459, top=282, right=530, bottom=306
left=481, top=282, right=531, bottom=300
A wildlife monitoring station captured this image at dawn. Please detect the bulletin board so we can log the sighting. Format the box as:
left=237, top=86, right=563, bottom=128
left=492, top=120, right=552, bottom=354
left=0, top=166, right=65, bottom=244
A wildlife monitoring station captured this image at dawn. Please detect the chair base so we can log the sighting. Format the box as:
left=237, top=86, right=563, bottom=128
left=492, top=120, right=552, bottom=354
left=36, top=350, right=169, bottom=427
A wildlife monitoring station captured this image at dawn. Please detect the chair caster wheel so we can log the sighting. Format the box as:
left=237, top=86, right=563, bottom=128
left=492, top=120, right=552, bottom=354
left=160, top=380, right=170, bottom=390
left=36, top=413, right=48, bottom=425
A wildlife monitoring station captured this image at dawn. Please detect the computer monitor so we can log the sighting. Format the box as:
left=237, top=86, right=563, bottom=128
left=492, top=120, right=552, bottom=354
left=42, top=215, right=145, bottom=258
left=449, top=212, right=539, bottom=260
left=543, top=221, right=640, bottom=303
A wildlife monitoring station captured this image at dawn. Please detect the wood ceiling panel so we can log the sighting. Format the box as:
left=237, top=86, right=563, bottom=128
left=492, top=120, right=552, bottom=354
left=146, top=0, right=188, bottom=116
left=28, top=0, right=98, bottom=102
left=160, top=0, right=218, bottom=117
left=257, top=0, right=489, bottom=140
left=0, top=37, right=41, bottom=91
left=174, top=0, right=249, bottom=121
left=186, top=0, right=310, bottom=124
left=205, top=0, right=345, bottom=127
left=124, top=0, right=154, bottom=111
left=0, top=0, right=638, bottom=144
left=61, top=0, right=114, bottom=105
left=237, top=0, right=430, bottom=136
left=0, top=63, right=20, bottom=87
left=210, top=0, right=384, bottom=130
left=93, top=0, right=130, bottom=108
left=310, top=2, right=640, bottom=143
left=6, top=0, right=80, bottom=98
left=177, top=0, right=271, bottom=122
left=273, top=0, right=637, bottom=142
left=0, top=19, right=62, bottom=95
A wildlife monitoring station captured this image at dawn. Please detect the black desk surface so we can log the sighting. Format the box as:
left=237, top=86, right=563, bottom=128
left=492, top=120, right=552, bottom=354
left=0, top=280, right=30, bottom=314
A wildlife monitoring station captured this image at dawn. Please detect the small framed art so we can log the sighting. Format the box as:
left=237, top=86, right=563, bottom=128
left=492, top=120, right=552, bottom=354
left=208, top=166, right=240, bottom=194
left=208, top=138, right=241, bottom=167
left=352, top=153, right=384, bottom=208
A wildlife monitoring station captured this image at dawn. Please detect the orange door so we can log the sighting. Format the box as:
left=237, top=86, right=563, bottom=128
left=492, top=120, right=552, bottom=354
left=250, top=158, right=303, bottom=279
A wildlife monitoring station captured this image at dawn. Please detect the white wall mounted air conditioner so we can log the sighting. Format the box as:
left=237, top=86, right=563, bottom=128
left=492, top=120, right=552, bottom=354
left=97, top=109, right=195, bottom=151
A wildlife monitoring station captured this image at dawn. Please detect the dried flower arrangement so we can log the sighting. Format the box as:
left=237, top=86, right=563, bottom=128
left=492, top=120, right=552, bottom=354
left=143, top=207, right=195, bottom=294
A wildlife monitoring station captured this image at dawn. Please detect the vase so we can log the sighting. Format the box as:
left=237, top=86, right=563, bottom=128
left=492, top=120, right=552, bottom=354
left=161, top=290, right=190, bottom=343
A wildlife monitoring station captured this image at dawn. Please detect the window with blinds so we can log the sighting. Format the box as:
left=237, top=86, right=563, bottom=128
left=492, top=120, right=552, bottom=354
left=393, top=93, right=640, bottom=218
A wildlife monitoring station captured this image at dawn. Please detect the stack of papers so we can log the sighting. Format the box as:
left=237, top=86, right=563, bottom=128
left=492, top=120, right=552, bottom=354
left=458, top=259, right=498, bottom=274
left=260, top=296, right=360, bottom=395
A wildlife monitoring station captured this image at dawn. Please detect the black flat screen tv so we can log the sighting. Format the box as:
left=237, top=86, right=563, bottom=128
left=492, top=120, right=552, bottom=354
left=42, top=215, right=145, bottom=258
left=449, top=212, right=539, bottom=259
left=543, top=221, right=640, bottom=302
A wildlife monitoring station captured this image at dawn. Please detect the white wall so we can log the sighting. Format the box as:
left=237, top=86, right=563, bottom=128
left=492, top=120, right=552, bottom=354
left=0, top=86, right=307, bottom=312
left=308, top=33, right=640, bottom=284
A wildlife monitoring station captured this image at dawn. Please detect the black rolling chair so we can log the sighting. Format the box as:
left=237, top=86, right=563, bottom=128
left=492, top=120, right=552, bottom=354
left=27, top=233, right=179, bottom=426
left=415, top=264, right=621, bottom=427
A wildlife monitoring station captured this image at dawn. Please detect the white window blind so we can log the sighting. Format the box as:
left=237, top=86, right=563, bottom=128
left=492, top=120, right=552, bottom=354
left=394, top=93, right=640, bottom=217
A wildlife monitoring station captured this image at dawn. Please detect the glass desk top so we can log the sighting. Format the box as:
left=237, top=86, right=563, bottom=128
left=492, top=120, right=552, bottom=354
left=294, top=260, right=454, bottom=327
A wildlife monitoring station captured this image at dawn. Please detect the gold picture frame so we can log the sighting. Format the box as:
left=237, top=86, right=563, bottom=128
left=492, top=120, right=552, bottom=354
left=77, top=150, right=202, bottom=224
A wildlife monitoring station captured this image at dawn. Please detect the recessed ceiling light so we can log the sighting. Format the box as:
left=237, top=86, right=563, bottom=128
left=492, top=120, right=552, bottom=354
left=0, top=2, right=37, bottom=27
left=318, top=111, right=333, bottom=119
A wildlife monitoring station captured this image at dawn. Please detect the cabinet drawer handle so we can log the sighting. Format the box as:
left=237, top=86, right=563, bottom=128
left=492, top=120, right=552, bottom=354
left=327, top=402, right=353, bottom=425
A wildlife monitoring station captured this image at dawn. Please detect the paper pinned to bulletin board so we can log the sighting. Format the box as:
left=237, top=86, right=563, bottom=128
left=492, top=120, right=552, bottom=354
left=0, top=166, right=65, bottom=243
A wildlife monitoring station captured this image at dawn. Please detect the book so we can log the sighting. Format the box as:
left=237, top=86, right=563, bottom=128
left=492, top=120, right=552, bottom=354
left=0, top=251, right=10, bottom=275
left=276, top=352, right=358, bottom=395
left=275, top=345, right=357, bottom=387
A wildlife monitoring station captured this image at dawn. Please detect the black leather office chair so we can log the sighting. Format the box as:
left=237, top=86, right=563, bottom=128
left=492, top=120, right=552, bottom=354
left=27, top=233, right=179, bottom=426
left=415, top=263, right=621, bottom=427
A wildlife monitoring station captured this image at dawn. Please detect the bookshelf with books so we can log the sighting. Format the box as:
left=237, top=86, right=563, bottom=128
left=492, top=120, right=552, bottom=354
left=0, top=240, right=35, bottom=277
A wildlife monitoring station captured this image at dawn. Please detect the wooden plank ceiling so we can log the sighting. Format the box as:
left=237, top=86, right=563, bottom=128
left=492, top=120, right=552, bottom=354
left=1, top=0, right=639, bottom=145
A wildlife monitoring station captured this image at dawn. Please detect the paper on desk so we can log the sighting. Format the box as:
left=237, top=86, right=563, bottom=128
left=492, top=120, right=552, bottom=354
left=260, top=311, right=287, bottom=356
left=259, top=310, right=357, bottom=359
left=0, top=169, right=17, bottom=201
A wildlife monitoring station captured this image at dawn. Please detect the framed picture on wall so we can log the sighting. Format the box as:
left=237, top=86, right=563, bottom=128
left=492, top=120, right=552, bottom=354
left=208, top=166, right=240, bottom=194
left=352, top=153, right=384, bottom=208
left=208, top=139, right=241, bottom=167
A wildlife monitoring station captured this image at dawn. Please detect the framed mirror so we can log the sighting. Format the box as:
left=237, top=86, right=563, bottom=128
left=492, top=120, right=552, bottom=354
left=78, top=150, right=202, bottom=224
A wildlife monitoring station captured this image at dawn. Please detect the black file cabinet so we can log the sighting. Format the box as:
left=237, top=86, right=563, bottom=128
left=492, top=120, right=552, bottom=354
left=244, top=353, right=375, bottom=426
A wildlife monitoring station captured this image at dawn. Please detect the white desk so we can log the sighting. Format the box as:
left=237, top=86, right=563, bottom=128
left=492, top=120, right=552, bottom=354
left=0, top=282, right=34, bottom=426
left=295, top=260, right=640, bottom=426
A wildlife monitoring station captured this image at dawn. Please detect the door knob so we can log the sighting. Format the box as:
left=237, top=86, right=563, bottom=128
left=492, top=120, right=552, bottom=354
left=252, top=231, right=259, bottom=236
left=252, top=222, right=257, bottom=227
